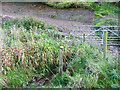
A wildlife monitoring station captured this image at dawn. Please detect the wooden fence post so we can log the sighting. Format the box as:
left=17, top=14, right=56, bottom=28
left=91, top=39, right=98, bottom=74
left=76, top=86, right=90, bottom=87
left=103, top=29, right=107, bottom=60
left=52, top=30, right=54, bottom=39
left=59, top=46, right=64, bottom=75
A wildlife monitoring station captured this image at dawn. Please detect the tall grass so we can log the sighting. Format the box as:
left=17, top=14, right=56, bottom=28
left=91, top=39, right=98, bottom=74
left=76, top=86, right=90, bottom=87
left=50, top=42, right=119, bottom=88
left=0, top=17, right=80, bottom=87
left=0, top=17, right=119, bottom=88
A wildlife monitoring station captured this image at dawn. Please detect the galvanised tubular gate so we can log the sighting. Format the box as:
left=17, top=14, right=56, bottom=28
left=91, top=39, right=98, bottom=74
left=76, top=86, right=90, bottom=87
left=72, top=25, right=120, bottom=60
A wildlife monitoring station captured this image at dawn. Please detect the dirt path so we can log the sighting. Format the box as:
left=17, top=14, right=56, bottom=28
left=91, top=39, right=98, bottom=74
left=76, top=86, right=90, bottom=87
left=1, top=2, right=94, bottom=34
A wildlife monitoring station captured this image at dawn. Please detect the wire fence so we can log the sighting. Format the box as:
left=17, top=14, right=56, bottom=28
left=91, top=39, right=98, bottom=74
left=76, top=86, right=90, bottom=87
left=72, top=25, right=120, bottom=45
left=72, top=25, right=120, bottom=60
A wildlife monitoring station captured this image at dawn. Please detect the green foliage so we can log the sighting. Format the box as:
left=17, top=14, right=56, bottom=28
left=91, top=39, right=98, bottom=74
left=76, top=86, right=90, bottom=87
left=0, top=17, right=119, bottom=88
left=48, top=14, right=57, bottom=18
left=46, top=2, right=72, bottom=8
left=1, top=68, right=33, bottom=87
left=2, top=17, right=55, bottom=30
left=92, top=2, right=119, bottom=26
left=91, top=2, right=119, bottom=40
left=51, top=72, right=74, bottom=87
left=46, top=2, right=93, bottom=9
left=48, top=41, right=119, bottom=88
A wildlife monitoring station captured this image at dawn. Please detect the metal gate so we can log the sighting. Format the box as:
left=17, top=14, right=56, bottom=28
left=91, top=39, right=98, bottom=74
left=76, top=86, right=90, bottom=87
left=72, top=25, right=120, bottom=60
left=72, top=25, right=120, bottom=45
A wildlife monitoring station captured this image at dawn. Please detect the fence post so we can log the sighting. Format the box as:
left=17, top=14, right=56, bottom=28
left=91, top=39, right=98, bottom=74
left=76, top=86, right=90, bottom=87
left=103, top=29, right=107, bottom=60
left=59, top=46, right=64, bottom=75
left=52, top=30, right=54, bottom=39
left=83, top=34, right=85, bottom=43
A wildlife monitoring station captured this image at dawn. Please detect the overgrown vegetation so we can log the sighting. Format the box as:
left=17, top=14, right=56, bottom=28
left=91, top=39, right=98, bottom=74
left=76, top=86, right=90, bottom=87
left=0, top=17, right=119, bottom=88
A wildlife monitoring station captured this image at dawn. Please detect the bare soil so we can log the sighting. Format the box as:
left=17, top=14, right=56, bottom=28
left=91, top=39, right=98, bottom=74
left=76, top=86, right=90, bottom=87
left=1, top=2, right=94, bottom=33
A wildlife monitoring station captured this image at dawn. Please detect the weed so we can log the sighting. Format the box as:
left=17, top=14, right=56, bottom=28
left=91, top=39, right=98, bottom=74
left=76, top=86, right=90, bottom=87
left=48, top=14, right=57, bottom=18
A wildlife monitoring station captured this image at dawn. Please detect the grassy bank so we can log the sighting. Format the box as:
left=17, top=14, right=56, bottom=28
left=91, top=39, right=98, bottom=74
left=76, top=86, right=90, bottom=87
left=0, top=17, right=119, bottom=88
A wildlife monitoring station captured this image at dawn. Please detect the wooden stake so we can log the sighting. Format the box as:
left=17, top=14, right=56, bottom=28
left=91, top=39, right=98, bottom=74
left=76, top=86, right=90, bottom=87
left=52, top=30, right=54, bottom=39
left=59, top=46, right=64, bottom=75
left=103, top=30, right=107, bottom=60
